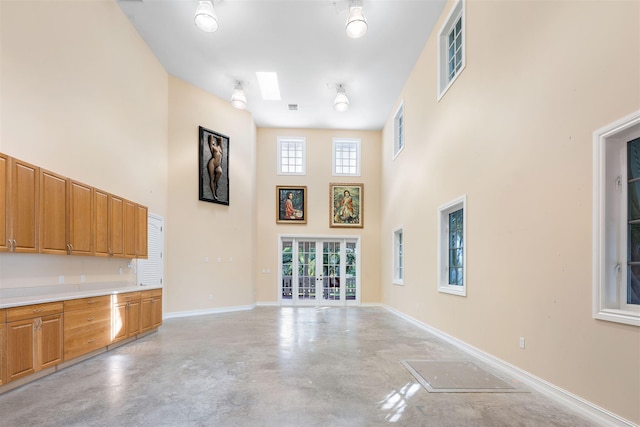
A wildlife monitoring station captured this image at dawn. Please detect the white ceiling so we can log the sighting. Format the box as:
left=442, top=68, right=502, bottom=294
left=117, top=0, right=446, bottom=130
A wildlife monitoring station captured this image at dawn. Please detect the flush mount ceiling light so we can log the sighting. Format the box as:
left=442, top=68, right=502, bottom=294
left=346, top=0, right=368, bottom=38
left=194, top=1, right=218, bottom=33
left=230, top=82, right=247, bottom=110
left=334, top=85, right=349, bottom=112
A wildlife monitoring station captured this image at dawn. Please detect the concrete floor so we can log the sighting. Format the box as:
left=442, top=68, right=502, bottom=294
left=0, top=307, right=603, bottom=426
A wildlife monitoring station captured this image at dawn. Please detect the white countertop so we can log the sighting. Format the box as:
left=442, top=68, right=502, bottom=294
left=0, top=282, right=163, bottom=309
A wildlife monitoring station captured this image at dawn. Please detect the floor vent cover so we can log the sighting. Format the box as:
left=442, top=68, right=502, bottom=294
left=401, top=360, right=528, bottom=393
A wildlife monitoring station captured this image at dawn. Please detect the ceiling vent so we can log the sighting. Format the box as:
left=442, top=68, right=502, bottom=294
left=288, top=104, right=298, bottom=111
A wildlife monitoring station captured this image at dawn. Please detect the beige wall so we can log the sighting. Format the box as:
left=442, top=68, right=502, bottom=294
left=0, top=0, right=168, bottom=289
left=381, top=0, right=640, bottom=423
left=255, top=128, right=381, bottom=304
left=166, top=76, right=256, bottom=314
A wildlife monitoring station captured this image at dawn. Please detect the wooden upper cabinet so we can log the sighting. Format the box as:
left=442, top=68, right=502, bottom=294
left=110, top=195, right=125, bottom=257
left=0, top=154, right=8, bottom=252
left=39, top=170, right=68, bottom=255
left=136, top=204, right=148, bottom=259
left=68, top=180, right=93, bottom=255
left=94, top=189, right=109, bottom=257
left=10, top=158, right=39, bottom=253
left=124, top=199, right=136, bottom=258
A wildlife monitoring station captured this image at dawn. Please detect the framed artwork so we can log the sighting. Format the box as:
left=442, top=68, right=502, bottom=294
left=330, top=183, right=363, bottom=228
left=276, top=186, right=307, bottom=224
left=199, top=126, right=230, bottom=205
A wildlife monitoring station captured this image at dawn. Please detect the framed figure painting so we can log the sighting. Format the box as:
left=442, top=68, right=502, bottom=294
left=276, top=186, right=307, bottom=224
left=330, top=183, right=363, bottom=228
left=199, top=126, right=229, bottom=205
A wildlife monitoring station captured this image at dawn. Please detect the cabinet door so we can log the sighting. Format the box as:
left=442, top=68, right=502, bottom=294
left=123, top=199, right=136, bottom=258
left=39, top=314, right=62, bottom=370
left=7, top=318, right=36, bottom=381
left=0, top=154, right=8, bottom=252
left=39, top=169, right=68, bottom=255
left=0, top=321, right=6, bottom=385
left=135, top=204, right=148, bottom=258
left=110, top=195, right=125, bottom=257
left=112, top=302, right=128, bottom=343
left=94, top=189, right=109, bottom=257
left=10, top=158, right=39, bottom=253
left=140, top=297, right=153, bottom=333
left=151, top=296, right=162, bottom=329
left=127, top=300, right=141, bottom=337
left=68, top=180, right=93, bottom=255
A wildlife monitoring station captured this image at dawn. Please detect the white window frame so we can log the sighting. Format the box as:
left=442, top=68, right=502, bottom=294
left=437, top=0, right=465, bottom=102
left=332, top=138, right=361, bottom=176
left=277, top=136, right=306, bottom=175
left=393, top=226, right=404, bottom=285
left=593, top=110, right=640, bottom=326
left=393, top=103, right=405, bottom=159
left=438, top=195, right=466, bottom=296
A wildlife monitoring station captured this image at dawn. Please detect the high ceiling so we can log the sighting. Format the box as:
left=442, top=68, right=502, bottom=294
left=117, top=0, right=446, bottom=130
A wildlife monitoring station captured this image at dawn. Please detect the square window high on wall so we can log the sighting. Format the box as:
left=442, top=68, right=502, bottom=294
left=278, top=137, right=306, bottom=175
left=333, top=138, right=361, bottom=176
left=593, top=111, right=640, bottom=326
left=437, top=0, right=465, bottom=101
left=393, top=103, right=404, bottom=159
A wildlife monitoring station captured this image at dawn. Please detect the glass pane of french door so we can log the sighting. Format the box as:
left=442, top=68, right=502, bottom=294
left=298, top=241, right=317, bottom=301
left=322, top=241, right=341, bottom=301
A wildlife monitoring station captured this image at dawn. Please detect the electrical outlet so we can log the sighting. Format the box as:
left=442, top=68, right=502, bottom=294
left=208, top=294, right=213, bottom=300
left=59, top=275, right=64, bottom=284
left=119, top=267, right=123, bottom=275
left=80, top=275, right=85, bottom=283
left=519, top=337, right=525, bottom=349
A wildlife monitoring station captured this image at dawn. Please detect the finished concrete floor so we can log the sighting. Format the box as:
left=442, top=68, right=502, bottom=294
left=0, top=307, right=604, bottom=426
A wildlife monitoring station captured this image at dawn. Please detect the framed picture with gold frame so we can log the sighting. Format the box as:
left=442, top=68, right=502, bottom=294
left=276, top=186, right=307, bottom=224
left=330, top=183, right=363, bottom=228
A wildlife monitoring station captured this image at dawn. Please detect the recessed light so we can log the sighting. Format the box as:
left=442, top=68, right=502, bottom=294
left=288, top=104, right=298, bottom=111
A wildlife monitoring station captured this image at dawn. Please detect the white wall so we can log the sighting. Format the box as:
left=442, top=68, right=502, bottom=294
left=381, top=0, right=640, bottom=423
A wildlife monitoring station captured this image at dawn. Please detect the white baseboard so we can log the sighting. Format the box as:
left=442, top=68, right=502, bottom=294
left=163, top=303, right=255, bottom=319
left=255, top=301, right=279, bottom=306
left=383, top=305, right=638, bottom=427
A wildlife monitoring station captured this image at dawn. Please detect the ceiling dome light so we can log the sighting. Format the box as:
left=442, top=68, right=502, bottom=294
left=334, top=85, right=349, bottom=112
left=195, top=1, right=218, bottom=33
left=230, top=82, right=247, bottom=110
left=346, top=1, right=368, bottom=38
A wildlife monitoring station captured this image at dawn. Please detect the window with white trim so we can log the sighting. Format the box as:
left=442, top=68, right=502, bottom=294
left=438, top=195, right=466, bottom=296
left=437, top=0, right=465, bottom=101
left=393, top=226, right=404, bottom=285
left=393, top=103, right=404, bottom=158
left=278, top=137, right=306, bottom=175
left=332, top=138, right=361, bottom=176
left=593, top=111, right=640, bottom=326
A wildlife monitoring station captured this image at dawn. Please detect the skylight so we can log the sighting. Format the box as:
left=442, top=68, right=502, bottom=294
left=256, top=72, right=281, bottom=101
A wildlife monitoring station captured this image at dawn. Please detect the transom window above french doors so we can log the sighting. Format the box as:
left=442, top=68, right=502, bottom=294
left=279, top=236, right=360, bottom=306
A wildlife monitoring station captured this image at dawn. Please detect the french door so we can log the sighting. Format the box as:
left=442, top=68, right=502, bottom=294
left=280, top=237, right=360, bottom=305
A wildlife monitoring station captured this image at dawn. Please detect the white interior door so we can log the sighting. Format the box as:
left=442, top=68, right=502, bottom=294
left=280, top=236, right=359, bottom=305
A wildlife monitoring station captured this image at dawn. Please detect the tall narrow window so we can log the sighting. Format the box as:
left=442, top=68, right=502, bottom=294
left=438, top=196, right=466, bottom=296
left=393, top=227, right=404, bottom=285
left=278, top=137, right=306, bottom=175
left=394, top=103, right=404, bottom=159
left=438, top=0, right=465, bottom=100
left=593, top=111, right=640, bottom=326
left=333, top=138, right=361, bottom=176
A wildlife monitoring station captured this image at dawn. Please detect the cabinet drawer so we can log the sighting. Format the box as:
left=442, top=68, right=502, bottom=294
left=7, top=302, right=63, bottom=322
left=141, top=289, right=162, bottom=299
left=64, top=324, right=111, bottom=361
left=115, top=292, right=141, bottom=304
left=64, top=295, right=111, bottom=312
left=64, top=308, right=110, bottom=334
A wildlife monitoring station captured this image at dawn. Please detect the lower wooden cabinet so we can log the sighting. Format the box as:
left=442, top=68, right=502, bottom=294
left=6, top=302, right=63, bottom=382
left=0, top=309, right=6, bottom=386
left=1, top=289, right=162, bottom=388
left=63, top=296, right=111, bottom=361
left=141, top=289, right=162, bottom=333
left=112, top=291, right=141, bottom=343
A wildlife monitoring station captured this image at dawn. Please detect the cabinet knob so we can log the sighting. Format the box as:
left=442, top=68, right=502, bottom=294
left=87, top=339, right=95, bottom=344
left=87, top=317, right=95, bottom=321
